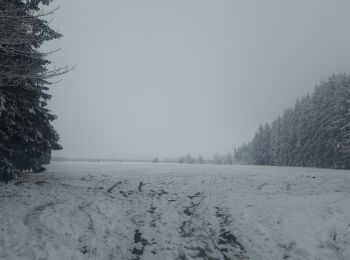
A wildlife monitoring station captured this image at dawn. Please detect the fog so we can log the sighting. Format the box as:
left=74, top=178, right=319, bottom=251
left=47, top=0, right=350, bottom=160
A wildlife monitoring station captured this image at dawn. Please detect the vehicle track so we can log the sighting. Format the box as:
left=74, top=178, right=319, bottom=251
left=176, top=175, right=249, bottom=260
left=23, top=201, right=65, bottom=258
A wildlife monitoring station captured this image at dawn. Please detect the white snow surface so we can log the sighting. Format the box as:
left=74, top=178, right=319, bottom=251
left=0, top=162, right=350, bottom=260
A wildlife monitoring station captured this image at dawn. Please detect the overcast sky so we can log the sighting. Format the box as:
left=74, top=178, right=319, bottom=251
left=46, top=0, right=350, bottom=160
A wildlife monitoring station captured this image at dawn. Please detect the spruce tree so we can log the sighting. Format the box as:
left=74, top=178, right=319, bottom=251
left=0, top=0, right=66, bottom=181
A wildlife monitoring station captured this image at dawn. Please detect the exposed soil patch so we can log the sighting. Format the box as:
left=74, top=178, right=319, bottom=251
left=148, top=205, right=157, bottom=214
left=187, top=192, right=201, bottom=199
left=106, top=181, right=122, bottom=193
left=119, top=190, right=134, bottom=198
left=131, top=229, right=149, bottom=260
left=138, top=182, right=144, bottom=192
left=149, top=189, right=168, bottom=198
left=180, top=221, right=194, bottom=238
left=279, top=241, right=296, bottom=259
left=214, top=207, right=248, bottom=259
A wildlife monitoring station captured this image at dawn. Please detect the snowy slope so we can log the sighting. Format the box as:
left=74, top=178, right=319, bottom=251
left=0, top=162, right=349, bottom=260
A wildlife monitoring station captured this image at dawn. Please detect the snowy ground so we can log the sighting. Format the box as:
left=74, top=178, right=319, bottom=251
left=0, top=162, right=350, bottom=260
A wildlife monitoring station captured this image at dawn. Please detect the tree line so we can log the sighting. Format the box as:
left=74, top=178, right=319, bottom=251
left=234, top=74, right=350, bottom=169
left=154, top=153, right=235, bottom=165
left=0, top=0, right=66, bottom=182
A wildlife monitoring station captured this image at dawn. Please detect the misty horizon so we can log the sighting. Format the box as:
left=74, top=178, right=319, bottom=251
left=47, top=0, right=350, bottom=159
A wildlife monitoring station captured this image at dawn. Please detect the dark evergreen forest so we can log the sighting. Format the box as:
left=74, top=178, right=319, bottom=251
left=234, top=74, right=350, bottom=169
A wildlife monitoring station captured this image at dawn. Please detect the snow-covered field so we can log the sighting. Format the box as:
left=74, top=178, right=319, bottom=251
left=0, top=162, right=349, bottom=260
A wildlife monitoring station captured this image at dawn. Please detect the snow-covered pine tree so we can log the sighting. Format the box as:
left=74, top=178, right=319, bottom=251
left=0, top=0, right=66, bottom=181
left=270, top=116, right=283, bottom=166
left=294, top=95, right=312, bottom=166
left=324, top=74, right=350, bottom=168
left=249, top=124, right=271, bottom=165
left=337, top=75, right=350, bottom=155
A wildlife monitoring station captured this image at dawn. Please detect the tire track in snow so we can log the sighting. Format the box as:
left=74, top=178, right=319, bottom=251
left=176, top=175, right=249, bottom=260
left=24, top=201, right=62, bottom=239
left=177, top=176, right=221, bottom=259
left=23, top=201, right=65, bottom=258
left=214, top=207, right=248, bottom=260
left=76, top=200, right=107, bottom=258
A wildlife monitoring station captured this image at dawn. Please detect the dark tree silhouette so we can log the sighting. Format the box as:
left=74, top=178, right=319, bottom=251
left=0, top=0, right=68, bottom=181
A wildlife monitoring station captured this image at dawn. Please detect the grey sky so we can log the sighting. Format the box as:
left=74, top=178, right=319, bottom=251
left=47, top=0, right=350, bottom=159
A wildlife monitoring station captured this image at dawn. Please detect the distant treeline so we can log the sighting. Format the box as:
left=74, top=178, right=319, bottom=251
left=54, top=154, right=237, bottom=165
left=53, top=157, right=122, bottom=163
left=156, top=153, right=236, bottom=165
left=234, top=74, right=350, bottom=169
